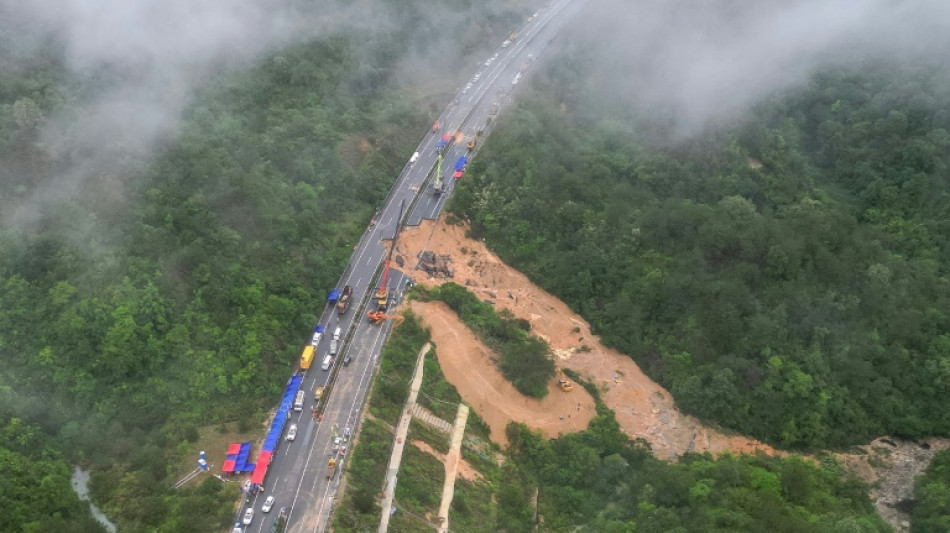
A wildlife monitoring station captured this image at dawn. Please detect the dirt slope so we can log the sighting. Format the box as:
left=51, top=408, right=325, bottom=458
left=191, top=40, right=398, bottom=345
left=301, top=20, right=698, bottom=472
left=410, top=300, right=597, bottom=446
left=397, top=216, right=776, bottom=459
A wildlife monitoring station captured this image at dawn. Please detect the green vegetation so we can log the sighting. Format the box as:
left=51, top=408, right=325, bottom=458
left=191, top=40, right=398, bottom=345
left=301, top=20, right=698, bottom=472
left=449, top=478, right=497, bottom=533
left=408, top=418, right=450, bottom=455
left=415, top=283, right=555, bottom=398
left=0, top=0, right=532, bottom=524
left=508, top=418, right=889, bottom=532
left=0, top=33, right=411, bottom=530
left=390, top=444, right=445, bottom=531
left=369, top=312, right=430, bottom=425
left=912, top=448, right=950, bottom=532
left=419, top=346, right=465, bottom=422
left=450, top=54, right=950, bottom=449
left=333, top=418, right=394, bottom=531
left=0, top=415, right=105, bottom=533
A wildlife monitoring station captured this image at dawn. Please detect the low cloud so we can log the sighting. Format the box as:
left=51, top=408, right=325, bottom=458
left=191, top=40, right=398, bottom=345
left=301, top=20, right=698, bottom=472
left=573, top=0, right=950, bottom=134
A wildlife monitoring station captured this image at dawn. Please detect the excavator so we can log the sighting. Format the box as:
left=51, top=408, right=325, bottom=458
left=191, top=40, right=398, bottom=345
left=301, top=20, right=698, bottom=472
left=368, top=312, right=405, bottom=325
left=368, top=200, right=404, bottom=322
left=556, top=367, right=574, bottom=392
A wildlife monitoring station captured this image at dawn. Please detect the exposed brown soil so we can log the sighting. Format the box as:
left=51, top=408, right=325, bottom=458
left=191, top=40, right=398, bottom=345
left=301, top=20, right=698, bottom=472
left=409, top=300, right=597, bottom=446
left=398, top=216, right=775, bottom=459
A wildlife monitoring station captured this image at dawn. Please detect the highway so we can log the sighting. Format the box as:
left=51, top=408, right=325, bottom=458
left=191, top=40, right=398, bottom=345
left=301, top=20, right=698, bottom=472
left=241, top=0, right=586, bottom=531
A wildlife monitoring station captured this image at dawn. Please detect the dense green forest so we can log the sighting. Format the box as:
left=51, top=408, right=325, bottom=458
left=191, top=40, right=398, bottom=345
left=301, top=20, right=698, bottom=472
left=913, top=448, right=950, bottom=532
left=0, top=415, right=105, bottom=532
left=450, top=49, right=950, bottom=450
left=0, top=0, right=534, bottom=529
left=501, top=387, right=889, bottom=533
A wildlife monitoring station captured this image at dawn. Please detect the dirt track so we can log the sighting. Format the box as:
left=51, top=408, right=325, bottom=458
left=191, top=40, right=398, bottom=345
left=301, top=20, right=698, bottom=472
left=398, top=216, right=776, bottom=459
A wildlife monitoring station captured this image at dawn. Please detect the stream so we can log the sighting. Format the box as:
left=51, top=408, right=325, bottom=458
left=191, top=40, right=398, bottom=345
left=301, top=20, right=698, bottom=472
left=70, top=466, right=117, bottom=533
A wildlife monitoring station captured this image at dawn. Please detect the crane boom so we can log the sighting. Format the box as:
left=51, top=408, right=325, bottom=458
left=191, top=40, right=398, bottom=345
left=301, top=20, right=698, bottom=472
left=373, top=199, right=405, bottom=313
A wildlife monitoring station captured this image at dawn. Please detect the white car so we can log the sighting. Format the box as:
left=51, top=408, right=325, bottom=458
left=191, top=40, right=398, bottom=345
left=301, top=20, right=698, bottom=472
left=473, top=73, right=481, bottom=81
left=332, top=436, right=343, bottom=452
left=286, top=424, right=298, bottom=441
left=484, top=59, right=491, bottom=66
left=243, top=508, right=254, bottom=525
left=262, top=495, right=275, bottom=513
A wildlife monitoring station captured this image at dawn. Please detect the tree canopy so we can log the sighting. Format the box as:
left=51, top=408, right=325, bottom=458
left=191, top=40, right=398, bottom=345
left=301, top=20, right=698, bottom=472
left=450, top=55, right=950, bottom=449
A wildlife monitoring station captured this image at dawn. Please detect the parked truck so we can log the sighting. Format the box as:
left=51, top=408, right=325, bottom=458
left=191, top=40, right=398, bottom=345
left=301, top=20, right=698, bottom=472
left=336, top=285, right=353, bottom=314
left=300, top=345, right=315, bottom=370
left=326, top=457, right=338, bottom=479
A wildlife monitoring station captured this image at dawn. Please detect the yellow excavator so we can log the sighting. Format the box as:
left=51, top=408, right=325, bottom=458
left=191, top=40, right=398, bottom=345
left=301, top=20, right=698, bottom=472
left=556, top=367, right=574, bottom=392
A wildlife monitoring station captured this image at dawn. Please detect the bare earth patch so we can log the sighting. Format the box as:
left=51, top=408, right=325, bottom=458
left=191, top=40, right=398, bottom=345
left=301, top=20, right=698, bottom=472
left=399, top=216, right=775, bottom=459
left=410, top=300, right=597, bottom=446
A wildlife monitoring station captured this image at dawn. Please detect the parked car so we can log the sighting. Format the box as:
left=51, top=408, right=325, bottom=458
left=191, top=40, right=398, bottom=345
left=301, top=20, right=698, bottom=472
left=262, top=495, right=275, bottom=513
left=286, top=424, right=298, bottom=441
left=243, top=508, right=254, bottom=525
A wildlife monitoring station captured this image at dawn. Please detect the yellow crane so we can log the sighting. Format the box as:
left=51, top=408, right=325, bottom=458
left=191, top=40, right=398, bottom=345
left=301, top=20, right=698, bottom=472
left=556, top=367, right=574, bottom=392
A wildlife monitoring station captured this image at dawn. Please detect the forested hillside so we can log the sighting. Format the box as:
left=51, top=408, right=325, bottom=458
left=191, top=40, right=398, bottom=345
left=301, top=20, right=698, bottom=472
left=0, top=0, right=534, bottom=530
left=450, top=50, right=950, bottom=450
left=502, top=396, right=889, bottom=533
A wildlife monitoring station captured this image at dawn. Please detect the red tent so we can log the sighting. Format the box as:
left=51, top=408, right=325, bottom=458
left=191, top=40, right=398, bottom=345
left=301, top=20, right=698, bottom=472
left=250, top=451, right=272, bottom=485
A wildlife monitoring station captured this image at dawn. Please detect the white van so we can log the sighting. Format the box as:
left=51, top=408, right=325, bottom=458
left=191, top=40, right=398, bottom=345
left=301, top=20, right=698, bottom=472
left=329, top=339, right=339, bottom=356
left=409, top=151, right=420, bottom=164
left=332, top=327, right=342, bottom=341
left=293, top=390, right=305, bottom=411
left=321, top=355, right=333, bottom=371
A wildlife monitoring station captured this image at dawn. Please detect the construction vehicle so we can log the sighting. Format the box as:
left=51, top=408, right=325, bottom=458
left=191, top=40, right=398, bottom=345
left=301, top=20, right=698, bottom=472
left=432, top=152, right=445, bottom=195
left=556, top=367, right=574, bottom=392
left=367, top=312, right=405, bottom=325
left=326, top=457, right=338, bottom=479
left=368, top=201, right=405, bottom=321
left=467, top=136, right=476, bottom=151
left=300, top=345, right=315, bottom=370
left=313, top=386, right=325, bottom=402
left=336, top=285, right=353, bottom=314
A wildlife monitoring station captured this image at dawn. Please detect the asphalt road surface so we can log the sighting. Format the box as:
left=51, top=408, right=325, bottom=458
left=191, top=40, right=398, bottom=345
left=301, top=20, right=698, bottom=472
left=242, top=1, right=586, bottom=531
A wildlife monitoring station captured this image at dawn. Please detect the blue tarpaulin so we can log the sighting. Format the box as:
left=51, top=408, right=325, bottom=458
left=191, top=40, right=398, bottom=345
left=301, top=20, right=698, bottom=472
left=328, top=290, right=341, bottom=302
